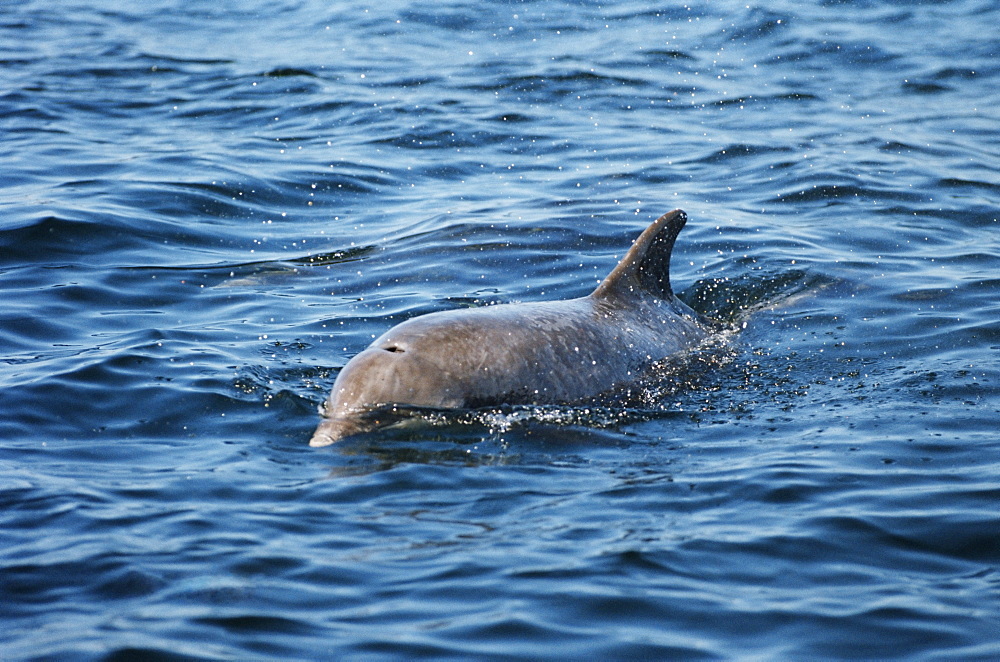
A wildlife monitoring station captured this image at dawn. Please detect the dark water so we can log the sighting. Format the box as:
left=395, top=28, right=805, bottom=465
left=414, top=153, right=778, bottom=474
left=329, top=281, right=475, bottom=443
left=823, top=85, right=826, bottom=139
left=3, top=0, right=999, bottom=659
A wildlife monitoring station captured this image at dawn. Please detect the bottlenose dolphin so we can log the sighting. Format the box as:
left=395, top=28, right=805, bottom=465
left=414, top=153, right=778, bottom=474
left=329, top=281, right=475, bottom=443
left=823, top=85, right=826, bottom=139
left=310, top=209, right=711, bottom=446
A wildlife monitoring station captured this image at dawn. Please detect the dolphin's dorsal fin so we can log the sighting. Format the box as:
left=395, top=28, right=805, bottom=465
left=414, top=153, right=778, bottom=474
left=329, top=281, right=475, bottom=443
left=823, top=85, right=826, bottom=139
left=592, top=209, right=688, bottom=302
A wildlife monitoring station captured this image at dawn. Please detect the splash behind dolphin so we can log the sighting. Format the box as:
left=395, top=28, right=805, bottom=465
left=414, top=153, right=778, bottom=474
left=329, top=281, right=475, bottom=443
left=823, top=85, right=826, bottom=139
left=310, top=209, right=710, bottom=446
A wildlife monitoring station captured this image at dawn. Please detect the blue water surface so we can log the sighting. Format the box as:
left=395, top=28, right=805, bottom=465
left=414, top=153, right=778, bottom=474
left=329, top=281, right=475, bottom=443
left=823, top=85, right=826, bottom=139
left=2, top=0, right=999, bottom=659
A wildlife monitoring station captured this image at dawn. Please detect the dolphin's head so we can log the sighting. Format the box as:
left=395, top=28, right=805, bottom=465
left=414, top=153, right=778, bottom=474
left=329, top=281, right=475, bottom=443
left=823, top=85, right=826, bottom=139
left=309, top=344, right=462, bottom=446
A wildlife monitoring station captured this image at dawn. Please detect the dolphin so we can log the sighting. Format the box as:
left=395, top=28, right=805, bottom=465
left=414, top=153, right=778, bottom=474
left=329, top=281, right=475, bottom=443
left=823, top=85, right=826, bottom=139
left=310, top=209, right=711, bottom=446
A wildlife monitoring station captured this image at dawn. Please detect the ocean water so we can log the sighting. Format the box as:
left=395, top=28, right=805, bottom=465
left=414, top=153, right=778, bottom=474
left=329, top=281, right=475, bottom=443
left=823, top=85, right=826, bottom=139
left=2, top=0, right=999, bottom=659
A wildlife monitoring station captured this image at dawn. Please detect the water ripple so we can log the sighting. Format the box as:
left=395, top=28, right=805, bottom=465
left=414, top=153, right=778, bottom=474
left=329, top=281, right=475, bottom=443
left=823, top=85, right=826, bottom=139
left=2, top=0, right=1000, bottom=659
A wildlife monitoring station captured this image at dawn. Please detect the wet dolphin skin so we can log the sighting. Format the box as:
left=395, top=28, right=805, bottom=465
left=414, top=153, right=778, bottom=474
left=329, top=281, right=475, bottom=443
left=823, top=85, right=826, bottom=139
left=311, top=209, right=710, bottom=446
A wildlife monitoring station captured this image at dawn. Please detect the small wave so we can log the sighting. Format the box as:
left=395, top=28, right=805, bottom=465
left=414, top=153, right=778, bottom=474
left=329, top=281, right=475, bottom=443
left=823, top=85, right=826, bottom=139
left=769, top=183, right=923, bottom=205
left=262, top=67, right=317, bottom=78
left=710, top=92, right=819, bottom=109
left=642, top=49, right=696, bottom=61
left=686, top=268, right=831, bottom=324
left=901, top=79, right=952, bottom=95
left=688, top=143, right=794, bottom=165
left=193, top=613, right=320, bottom=636
left=371, top=127, right=498, bottom=150
left=937, top=177, right=1000, bottom=193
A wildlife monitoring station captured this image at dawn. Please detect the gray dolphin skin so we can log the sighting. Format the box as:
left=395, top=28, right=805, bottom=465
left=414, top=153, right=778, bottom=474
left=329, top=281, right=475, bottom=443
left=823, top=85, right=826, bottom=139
left=310, top=209, right=711, bottom=446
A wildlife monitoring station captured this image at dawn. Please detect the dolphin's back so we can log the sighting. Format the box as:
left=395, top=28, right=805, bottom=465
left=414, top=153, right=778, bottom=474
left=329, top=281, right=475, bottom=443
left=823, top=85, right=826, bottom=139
left=372, top=298, right=656, bottom=406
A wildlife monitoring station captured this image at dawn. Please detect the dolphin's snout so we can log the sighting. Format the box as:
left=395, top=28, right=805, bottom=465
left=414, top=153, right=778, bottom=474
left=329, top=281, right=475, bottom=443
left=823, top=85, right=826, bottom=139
left=308, top=428, right=336, bottom=447
left=309, top=416, right=362, bottom=447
